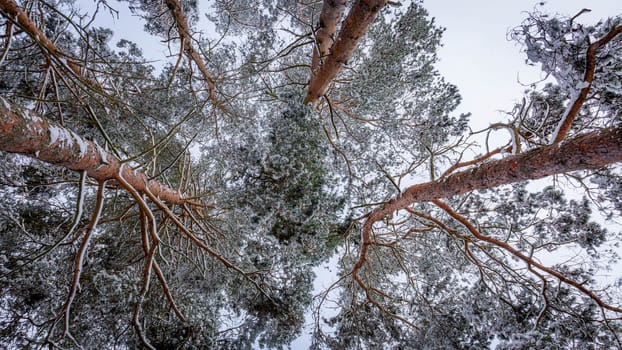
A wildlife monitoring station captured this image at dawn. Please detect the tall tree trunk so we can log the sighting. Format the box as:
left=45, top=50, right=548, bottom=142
left=0, top=97, right=187, bottom=204
left=361, top=125, right=622, bottom=235
left=310, top=0, right=348, bottom=74
left=304, top=0, right=388, bottom=105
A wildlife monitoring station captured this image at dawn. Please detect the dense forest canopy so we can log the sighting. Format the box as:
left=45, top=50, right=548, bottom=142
left=0, top=0, right=621, bottom=348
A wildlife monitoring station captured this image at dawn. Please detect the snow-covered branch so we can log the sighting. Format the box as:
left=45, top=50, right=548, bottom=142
left=0, top=0, right=101, bottom=89
left=551, top=24, right=622, bottom=144
left=353, top=123, right=622, bottom=276
left=164, top=0, right=220, bottom=108
left=0, top=97, right=188, bottom=204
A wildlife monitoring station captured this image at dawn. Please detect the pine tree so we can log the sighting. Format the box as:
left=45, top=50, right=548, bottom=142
left=0, top=0, right=621, bottom=348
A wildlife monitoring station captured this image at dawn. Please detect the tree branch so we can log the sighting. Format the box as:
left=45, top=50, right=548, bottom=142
left=353, top=124, right=622, bottom=277
left=164, top=0, right=220, bottom=108
left=304, top=0, right=388, bottom=105
left=552, top=24, right=622, bottom=143
left=0, top=97, right=188, bottom=204
left=0, top=0, right=101, bottom=89
left=434, top=199, right=622, bottom=313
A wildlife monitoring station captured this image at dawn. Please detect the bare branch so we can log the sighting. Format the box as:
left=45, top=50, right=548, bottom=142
left=44, top=180, right=105, bottom=346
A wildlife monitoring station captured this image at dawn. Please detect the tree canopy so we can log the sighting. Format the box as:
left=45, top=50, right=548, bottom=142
left=0, top=0, right=621, bottom=348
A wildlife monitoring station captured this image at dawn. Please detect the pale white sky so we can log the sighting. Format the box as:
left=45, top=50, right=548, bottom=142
left=424, top=0, right=622, bottom=131
left=93, top=1, right=622, bottom=132
left=291, top=2, right=622, bottom=347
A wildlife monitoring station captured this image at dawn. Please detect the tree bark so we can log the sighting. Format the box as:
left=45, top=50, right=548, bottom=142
left=310, top=0, right=348, bottom=74
left=304, top=0, right=388, bottom=105
left=353, top=124, right=622, bottom=272
left=164, top=0, right=218, bottom=105
left=0, top=0, right=100, bottom=88
left=363, top=124, right=622, bottom=237
left=552, top=25, right=622, bottom=144
left=0, top=97, right=186, bottom=204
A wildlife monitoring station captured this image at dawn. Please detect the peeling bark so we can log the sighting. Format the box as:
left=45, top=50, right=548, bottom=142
left=304, top=0, right=388, bottom=105
left=0, top=97, right=186, bottom=204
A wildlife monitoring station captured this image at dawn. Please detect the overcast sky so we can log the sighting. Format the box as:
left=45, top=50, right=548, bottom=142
left=92, top=1, right=622, bottom=134
left=424, top=0, right=622, bottom=131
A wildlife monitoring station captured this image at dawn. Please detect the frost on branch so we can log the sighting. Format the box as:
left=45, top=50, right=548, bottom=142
left=511, top=12, right=622, bottom=143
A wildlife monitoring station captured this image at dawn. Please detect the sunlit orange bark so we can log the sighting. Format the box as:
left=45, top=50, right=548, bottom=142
left=304, top=0, right=388, bottom=105
left=0, top=0, right=100, bottom=88
left=164, top=0, right=218, bottom=105
left=310, top=0, right=348, bottom=73
left=353, top=125, right=622, bottom=271
left=0, top=97, right=186, bottom=204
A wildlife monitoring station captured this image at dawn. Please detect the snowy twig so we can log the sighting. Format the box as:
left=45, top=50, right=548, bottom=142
left=45, top=180, right=106, bottom=345
left=551, top=24, right=622, bottom=144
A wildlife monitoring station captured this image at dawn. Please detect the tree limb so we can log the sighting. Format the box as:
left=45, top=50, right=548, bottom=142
left=0, top=0, right=101, bottom=89
left=552, top=24, right=622, bottom=143
left=434, top=199, right=622, bottom=313
left=164, top=0, right=220, bottom=107
left=0, top=97, right=188, bottom=204
left=304, top=0, right=388, bottom=105
left=353, top=124, right=622, bottom=275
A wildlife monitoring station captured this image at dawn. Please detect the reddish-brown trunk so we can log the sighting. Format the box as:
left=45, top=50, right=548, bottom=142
left=364, top=125, right=622, bottom=231
left=0, top=98, right=186, bottom=204
left=305, top=0, right=388, bottom=105
left=310, top=0, right=348, bottom=73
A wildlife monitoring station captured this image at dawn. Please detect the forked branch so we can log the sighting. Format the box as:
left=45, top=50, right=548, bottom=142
left=164, top=0, right=220, bottom=107
left=433, top=199, right=622, bottom=314
left=352, top=124, right=622, bottom=288
left=304, top=0, right=389, bottom=105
